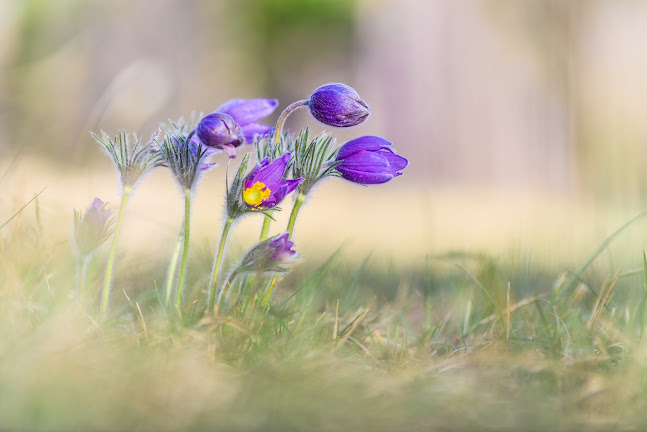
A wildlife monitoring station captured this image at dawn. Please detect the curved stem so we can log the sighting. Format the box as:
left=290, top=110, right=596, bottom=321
left=164, top=225, right=184, bottom=306
left=217, top=270, right=239, bottom=314
left=272, top=100, right=308, bottom=148
left=259, top=211, right=273, bottom=240
left=175, top=190, right=192, bottom=308
left=286, top=192, right=306, bottom=237
left=208, top=217, right=234, bottom=314
left=100, top=185, right=131, bottom=321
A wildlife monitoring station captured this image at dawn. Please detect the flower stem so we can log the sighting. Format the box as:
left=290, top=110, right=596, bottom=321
left=259, top=211, right=272, bottom=240
left=208, top=217, right=234, bottom=314
left=286, top=192, right=306, bottom=237
left=175, top=190, right=192, bottom=309
left=100, top=185, right=131, bottom=321
left=164, top=225, right=184, bottom=306
left=272, top=99, right=308, bottom=148
left=77, top=254, right=89, bottom=312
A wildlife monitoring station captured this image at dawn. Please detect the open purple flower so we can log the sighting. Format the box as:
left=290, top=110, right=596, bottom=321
left=335, top=136, right=408, bottom=184
left=74, top=197, right=113, bottom=256
left=308, top=83, right=369, bottom=128
left=217, top=98, right=279, bottom=143
left=196, top=112, right=244, bottom=158
left=242, top=153, right=303, bottom=210
left=236, top=232, right=298, bottom=274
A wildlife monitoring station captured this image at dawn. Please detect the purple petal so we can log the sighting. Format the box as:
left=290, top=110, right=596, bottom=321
left=216, top=98, right=279, bottom=126
left=337, top=168, right=397, bottom=185
left=253, top=153, right=290, bottom=186
left=221, top=144, right=238, bottom=159
left=336, top=136, right=392, bottom=160
left=242, top=123, right=274, bottom=143
left=338, top=150, right=390, bottom=172
left=381, top=150, right=408, bottom=172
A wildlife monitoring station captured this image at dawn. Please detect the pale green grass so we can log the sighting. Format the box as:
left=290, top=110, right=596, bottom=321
left=3, top=163, right=647, bottom=430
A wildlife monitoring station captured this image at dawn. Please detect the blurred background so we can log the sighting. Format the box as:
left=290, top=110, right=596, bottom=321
left=2, top=0, right=647, bottom=267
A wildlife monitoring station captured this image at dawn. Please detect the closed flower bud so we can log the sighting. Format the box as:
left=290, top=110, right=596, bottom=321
left=335, top=136, right=408, bottom=184
left=236, top=233, right=298, bottom=274
left=216, top=98, right=279, bottom=143
left=308, top=83, right=369, bottom=128
left=196, top=112, right=244, bottom=158
left=74, top=198, right=113, bottom=256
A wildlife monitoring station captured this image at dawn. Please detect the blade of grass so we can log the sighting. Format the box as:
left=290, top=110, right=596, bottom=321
left=0, top=188, right=46, bottom=230
left=640, top=251, right=647, bottom=341
left=457, top=264, right=505, bottom=329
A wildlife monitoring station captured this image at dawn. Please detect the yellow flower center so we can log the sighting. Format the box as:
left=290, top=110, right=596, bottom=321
left=243, top=181, right=271, bottom=207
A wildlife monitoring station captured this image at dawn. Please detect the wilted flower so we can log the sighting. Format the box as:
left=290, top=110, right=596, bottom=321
left=243, top=153, right=303, bottom=210
left=74, top=198, right=113, bottom=256
left=236, top=233, right=298, bottom=274
left=217, top=98, right=279, bottom=143
left=308, top=83, right=369, bottom=128
left=335, top=136, right=408, bottom=184
left=196, top=113, right=244, bottom=158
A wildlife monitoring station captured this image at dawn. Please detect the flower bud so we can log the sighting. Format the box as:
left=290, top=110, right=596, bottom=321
left=236, top=233, right=298, bottom=274
left=335, top=136, right=408, bottom=184
left=216, top=98, right=279, bottom=143
left=308, top=83, right=369, bottom=128
left=74, top=198, right=113, bottom=256
left=196, top=112, right=244, bottom=158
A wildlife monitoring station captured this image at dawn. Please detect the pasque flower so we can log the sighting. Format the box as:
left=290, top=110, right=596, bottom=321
left=243, top=153, right=303, bottom=210
left=308, top=83, right=369, bottom=128
left=74, top=197, right=113, bottom=256
left=196, top=113, right=244, bottom=158
left=217, top=98, right=279, bottom=143
left=335, top=136, right=408, bottom=184
left=236, top=233, right=298, bottom=274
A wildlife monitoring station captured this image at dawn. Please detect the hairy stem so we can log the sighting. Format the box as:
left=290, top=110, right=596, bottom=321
left=272, top=99, right=309, bottom=148
left=286, top=192, right=306, bottom=237
left=164, top=225, right=184, bottom=306
left=259, top=211, right=273, bottom=240
left=208, top=218, right=234, bottom=314
left=100, top=186, right=131, bottom=320
left=175, top=190, right=192, bottom=308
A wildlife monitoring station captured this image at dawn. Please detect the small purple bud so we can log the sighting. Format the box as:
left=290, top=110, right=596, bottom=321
left=242, top=153, right=303, bottom=210
left=75, top=198, right=112, bottom=256
left=308, top=83, right=369, bottom=128
left=216, top=98, right=279, bottom=143
left=335, top=136, right=408, bottom=185
left=236, top=233, right=298, bottom=274
left=196, top=112, right=244, bottom=159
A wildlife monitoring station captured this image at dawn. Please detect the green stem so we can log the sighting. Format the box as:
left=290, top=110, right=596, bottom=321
left=77, top=254, right=88, bottom=312
left=261, top=275, right=280, bottom=308
left=208, top=217, right=234, bottom=314
left=100, top=186, right=131, bottom=321
left=272, top=100, right=309, bottom=148
left=286, top=192, right=306, bottom=237
left=259, top=211, right=272, bottom=240
left=164, top=225, right=184, bottom=306
left=175, top=190, right=192, bottom=308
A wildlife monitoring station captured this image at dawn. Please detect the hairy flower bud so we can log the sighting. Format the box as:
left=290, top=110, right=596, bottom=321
left=216, top=98, right=279, bottom=143
left=196, top=112, right=244, bottom=158
left=335, top=136, right=408, bottom=184
left=74, top=198, right=113, bottom=256
left=236, top=233, right=298, bottom=274
left=308, top=83, right=369, bottom=128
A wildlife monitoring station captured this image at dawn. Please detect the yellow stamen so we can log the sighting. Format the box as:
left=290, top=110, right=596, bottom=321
left=243, top=181, right=271, bottom=207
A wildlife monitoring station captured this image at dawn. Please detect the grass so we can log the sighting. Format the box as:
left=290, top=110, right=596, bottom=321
left=4, top=166, right=647, bottom=430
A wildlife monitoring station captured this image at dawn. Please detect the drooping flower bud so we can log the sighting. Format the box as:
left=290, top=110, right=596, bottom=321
left=74, top=198, right=113, bottom=256
left=335, top=136, right=408, bottom=184
left=216, top=98, right=279, bottom=143
left=196, top=112, right=244, bottom=158
left=235, top=233, right=298, bottom=274
left=308, top=83, right=369, bottom=128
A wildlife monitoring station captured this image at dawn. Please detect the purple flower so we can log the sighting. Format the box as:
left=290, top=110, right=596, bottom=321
left=217, top=98, right=279, bottom=143
left=242, top=153, right=303, bottom=210
left=335, top=136, right=408, bottom=184
left=308, top=83, right=369, bottom=128
left=236, top=233, right=298, bottom=273
left=196, top=112, right=244, bottom=158
left=74, top=198, right=113, bottom=256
